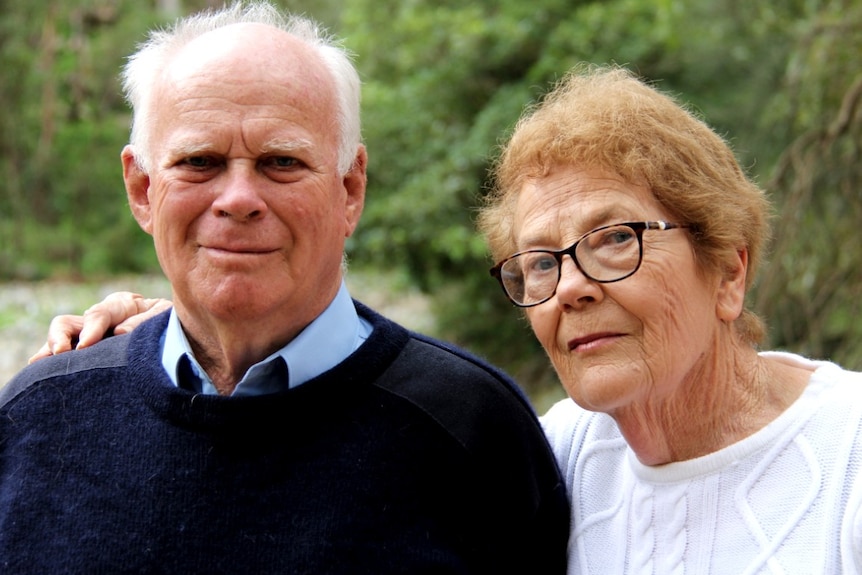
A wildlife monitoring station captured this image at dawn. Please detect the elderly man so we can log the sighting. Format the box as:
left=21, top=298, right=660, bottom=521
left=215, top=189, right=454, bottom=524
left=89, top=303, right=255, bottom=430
left=0, top=2, right=568, bottom=573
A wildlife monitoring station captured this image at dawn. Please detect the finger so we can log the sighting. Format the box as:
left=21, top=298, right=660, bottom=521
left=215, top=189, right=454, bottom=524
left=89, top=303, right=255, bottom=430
left=75, top=292, right=146, bottom=350
left=28, top=341, right=56, bottom=364
left=44, top=314, right=86, bottom=356
left=114, top=298, right=173, bottom=334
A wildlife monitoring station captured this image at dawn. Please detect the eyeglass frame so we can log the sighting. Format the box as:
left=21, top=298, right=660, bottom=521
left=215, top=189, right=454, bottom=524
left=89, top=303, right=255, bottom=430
left=489, top=221, right=693, bottom=308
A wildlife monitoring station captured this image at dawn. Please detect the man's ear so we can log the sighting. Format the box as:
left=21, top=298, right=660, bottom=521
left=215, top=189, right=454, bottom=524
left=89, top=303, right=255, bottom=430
left=122, top=146, right=153, bottom=234
left=342, top=145, right=367, bottom=238
left=716, top=248, right=748, bottom=322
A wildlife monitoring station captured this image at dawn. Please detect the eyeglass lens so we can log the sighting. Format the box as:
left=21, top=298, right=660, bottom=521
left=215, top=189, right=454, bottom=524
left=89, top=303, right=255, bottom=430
left=499, top=224, right=642, bottom=305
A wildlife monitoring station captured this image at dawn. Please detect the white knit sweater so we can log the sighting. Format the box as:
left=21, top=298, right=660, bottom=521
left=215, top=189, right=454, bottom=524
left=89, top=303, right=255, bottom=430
left=541, top=352, right=862, bottom=574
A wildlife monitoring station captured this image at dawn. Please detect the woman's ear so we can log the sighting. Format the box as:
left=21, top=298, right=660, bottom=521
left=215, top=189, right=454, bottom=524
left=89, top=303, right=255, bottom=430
left=716, top=248, right=748, bottom=322
left=122, top=146, right=153, bottom=234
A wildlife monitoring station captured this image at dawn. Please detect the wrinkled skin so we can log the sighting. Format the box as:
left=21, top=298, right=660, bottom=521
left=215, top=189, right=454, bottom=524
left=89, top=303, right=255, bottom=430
left=31, top=23, right=367, bottom=396
left=514, top=166, right=810, bottom=464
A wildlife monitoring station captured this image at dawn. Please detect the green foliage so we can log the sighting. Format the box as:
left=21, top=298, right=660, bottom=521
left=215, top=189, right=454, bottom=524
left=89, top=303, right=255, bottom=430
left=344, top=0, right=862, bottom=381
left=751, top=0, right=862, bottom=370
left=1, top=0, right=860, bottom=402
left=0, top=0, right=336, bottom=281
left=0, top=1, right=162, bottom=279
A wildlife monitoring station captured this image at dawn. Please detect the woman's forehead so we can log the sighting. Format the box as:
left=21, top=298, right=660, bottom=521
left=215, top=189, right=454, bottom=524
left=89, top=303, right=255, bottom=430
left=516, top=169, right=656, bottom=220
left=511, top=168, right=666, bottom=248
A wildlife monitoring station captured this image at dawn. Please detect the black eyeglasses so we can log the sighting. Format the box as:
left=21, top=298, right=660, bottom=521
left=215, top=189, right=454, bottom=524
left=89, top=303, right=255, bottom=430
left=490, top=221, right=692, bottom=307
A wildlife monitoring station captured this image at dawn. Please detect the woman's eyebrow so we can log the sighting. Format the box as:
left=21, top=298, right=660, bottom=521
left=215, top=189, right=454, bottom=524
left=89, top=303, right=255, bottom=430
left=517, top=205, right=630, bottom=249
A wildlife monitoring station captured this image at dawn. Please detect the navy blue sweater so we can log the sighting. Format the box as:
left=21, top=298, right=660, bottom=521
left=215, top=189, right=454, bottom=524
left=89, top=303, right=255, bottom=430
left=0, top=303, right=568, bottom=574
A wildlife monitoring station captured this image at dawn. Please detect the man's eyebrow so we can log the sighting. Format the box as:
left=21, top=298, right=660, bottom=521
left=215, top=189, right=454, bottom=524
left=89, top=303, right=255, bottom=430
left=260, top=137, right=314, bottom=155
left=164, top=137, right=316, bottom=158
left=165, top=140, right=214, bottom=159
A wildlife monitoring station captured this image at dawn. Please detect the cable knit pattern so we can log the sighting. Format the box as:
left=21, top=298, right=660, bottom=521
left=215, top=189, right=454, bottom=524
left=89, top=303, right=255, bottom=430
left=630, top=482, right=655, bottom=573
left=661, top=485, right=687, bottom=575
left=542, top=352, right=862, bottom=574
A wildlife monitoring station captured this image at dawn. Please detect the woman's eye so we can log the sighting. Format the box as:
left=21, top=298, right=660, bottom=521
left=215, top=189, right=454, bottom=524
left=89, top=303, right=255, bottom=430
left=594, top=228, right=635, bottom=247
left=607, top=230, right=634, bottom=244
left=526, top=254, right=558, bottom=273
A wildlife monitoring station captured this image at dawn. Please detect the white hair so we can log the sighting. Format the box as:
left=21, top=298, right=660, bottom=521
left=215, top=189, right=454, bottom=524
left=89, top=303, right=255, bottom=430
left=121, top=1, right=361, bottom=175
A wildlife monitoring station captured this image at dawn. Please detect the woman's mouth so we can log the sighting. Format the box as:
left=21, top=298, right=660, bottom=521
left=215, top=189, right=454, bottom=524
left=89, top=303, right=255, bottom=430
left=568, top=332, right=622, bottom=352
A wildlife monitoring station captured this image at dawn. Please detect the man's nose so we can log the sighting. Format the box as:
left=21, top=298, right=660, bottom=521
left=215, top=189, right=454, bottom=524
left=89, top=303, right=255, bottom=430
left=211, top=164, right=267, bottom=221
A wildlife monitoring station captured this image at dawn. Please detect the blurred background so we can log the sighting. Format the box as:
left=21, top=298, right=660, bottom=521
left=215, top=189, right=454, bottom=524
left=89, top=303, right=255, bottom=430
left=1, top=0, right=860, bottom=411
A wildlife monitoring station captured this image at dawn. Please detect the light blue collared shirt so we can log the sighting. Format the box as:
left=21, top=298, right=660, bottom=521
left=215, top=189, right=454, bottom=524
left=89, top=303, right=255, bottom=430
left=160, top=281, right=373, bottom=396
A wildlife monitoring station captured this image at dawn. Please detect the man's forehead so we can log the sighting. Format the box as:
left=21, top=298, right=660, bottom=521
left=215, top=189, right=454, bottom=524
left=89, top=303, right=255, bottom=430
left=165, top=23, right=330, bottom=89
left=143, top=22, right=341, bottom=166
left=180, top=22, right=297, bottom=56
left=152, top=26, right=337, bottom=119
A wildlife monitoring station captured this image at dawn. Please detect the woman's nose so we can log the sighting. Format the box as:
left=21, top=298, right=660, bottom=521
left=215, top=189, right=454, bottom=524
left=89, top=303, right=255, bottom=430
left=553, top=255, right=604, bottom=310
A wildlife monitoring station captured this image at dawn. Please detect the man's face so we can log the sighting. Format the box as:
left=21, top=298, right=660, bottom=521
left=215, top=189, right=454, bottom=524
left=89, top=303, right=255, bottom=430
left=124, top=24, right=365, bottom=345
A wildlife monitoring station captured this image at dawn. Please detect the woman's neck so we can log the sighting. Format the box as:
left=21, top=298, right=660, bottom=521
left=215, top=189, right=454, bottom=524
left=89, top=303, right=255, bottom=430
left=612, top=342, right=811, bottom=466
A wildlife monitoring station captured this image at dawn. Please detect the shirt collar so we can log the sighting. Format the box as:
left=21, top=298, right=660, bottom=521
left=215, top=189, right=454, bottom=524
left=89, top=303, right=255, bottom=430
left=161, top=280, right=372, bottom=396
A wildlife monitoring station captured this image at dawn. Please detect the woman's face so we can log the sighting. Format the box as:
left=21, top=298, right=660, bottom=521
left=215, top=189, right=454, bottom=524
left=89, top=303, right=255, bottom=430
left=515, top=166, right=733, bottom=415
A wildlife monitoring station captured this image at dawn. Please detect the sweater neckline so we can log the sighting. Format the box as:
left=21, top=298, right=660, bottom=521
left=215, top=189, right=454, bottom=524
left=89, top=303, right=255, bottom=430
left=628, top=360, right=838, bottom=483
left=125, top=301, right=410, bottom=429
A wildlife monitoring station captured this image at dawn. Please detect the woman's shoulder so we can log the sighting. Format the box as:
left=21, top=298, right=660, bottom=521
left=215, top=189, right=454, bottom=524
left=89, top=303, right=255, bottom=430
left=760, top=350, right=860, bottom=377
left=761, top=350, right=862, bottom=398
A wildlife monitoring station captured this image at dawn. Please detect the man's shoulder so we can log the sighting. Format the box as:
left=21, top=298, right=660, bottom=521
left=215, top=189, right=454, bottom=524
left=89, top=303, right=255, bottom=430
left=0, top=334, right=132, bottom=409
left=402, top=331, right=524, bottom=394
left=379, top=331, right=548, bottom=453
left=355, top=299, right=535, bottom=416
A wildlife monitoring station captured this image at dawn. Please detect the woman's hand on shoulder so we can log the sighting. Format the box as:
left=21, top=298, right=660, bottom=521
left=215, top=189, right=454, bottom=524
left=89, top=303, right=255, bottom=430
left=28, top=291, right=173, bottom=363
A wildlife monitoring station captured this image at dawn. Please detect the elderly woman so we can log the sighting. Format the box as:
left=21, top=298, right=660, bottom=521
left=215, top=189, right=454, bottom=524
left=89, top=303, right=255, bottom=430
left=26, top=65, right=862, bottom=572
left=478, top=65, right=862, bottom=572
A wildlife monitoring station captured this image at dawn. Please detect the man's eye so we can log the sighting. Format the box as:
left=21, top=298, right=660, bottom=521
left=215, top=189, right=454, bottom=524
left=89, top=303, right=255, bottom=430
left=183, top=156, right=215, bottom=169
left=264, top=156, right=300, bottom=169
